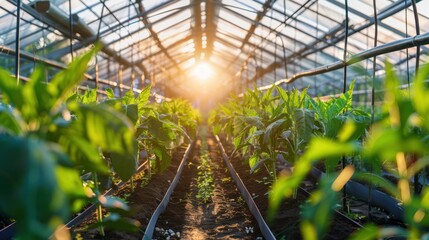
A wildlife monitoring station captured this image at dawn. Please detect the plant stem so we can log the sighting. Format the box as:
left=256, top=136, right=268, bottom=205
left=130, top=177, right=134, bottom=192
left=93, top=172, right=105, bottom=236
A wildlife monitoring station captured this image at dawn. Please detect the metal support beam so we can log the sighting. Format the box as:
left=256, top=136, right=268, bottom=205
left=9, top=0, right=149, bottom=81
left=205, top=0, right=218, bottom=59
left=239, top=0, right=275, bottom=50
left=245, top=0, right=418, bottom=84
left=136, top=0, right=183, bottom=78
left=43, top=3, right=187, bottom=61
left=256, top=32, right=429, bottom=91
left=192, top=0, right=203, bottom=61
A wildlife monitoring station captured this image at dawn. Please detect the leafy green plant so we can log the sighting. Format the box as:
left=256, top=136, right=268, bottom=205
left=196, top=131, right=214, bottom=203
left=0, top=46, right=138, bottom=239
left=270, top=62, right=429, bottom=239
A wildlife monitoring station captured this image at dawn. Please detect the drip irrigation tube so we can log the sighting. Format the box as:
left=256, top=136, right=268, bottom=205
left=215, top=135, right=276, bottom=240
left=0, top=160, right=149, bottom=240
left=142, top=142, right=195, bottom=240
left=309, top=167, right=404, bottom=221
left=276, top=154, right=404, bottom=221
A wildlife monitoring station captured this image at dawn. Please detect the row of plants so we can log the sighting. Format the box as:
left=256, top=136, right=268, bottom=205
left=195, top=129, right=214, bottom=203
left=209, top=62, right=429, bottom=239
left=0, top=47, right=200, bottom=239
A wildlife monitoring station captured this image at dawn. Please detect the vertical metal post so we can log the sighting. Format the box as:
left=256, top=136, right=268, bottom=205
left=15, top=0, right=21, bottom=84
left=368, top=0, right=379, bottom=220
left=343, top=0, right=349, bottom=94
left=274, top=36, right=277, bottom=84
left=119, top=65, right=123, bottom=97
left=95, top=57, right=99, bottom=91
left=314, top=1, right=319, bottom=96
left=405, top=0, right=410, bottom=90
left=411, top=0, right=421, bottom=195
left=278, top=35, right=287, bottom=83
left=68, top=0, right=74, bottom=61
left=411, top=0, right=420, bottom=72
left=342, top=0, right=349, bottom=213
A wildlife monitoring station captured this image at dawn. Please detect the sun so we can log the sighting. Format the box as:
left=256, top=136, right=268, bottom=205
left=191, top=62, right=214, bottom=83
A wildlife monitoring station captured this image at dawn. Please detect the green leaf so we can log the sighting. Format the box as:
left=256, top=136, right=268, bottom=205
left=250, top=155, right=269, bottom=174
left=137, top=85, right=151, bottom=114
left=122, top=90, right=136, bottom=105
left=110, top=146, right=138, bottom=181
left=364, top=127, right=426, bottom=162
left=106, top=88, right=115, bottom=99
left=239, top=116, right=264, bottom=129
left=80, top=88, right=97, bottom=104
left=0, top=135, right=73, bottom=239
left=122, top=104, right=139, bottom=125
left=303, top=138, right=358, bottom=162
left=153, top=143, right=172, bottom=172
left=294, top=108, right=316, bottom=144
left=248, top=153, right=258, bottom=169
left=263, top=118, right=288, bottom=147
left=0, top=103, right=24, bottom=134
left=0, top=68, right=25, bottom=109
left=348, top=224, right=380, bottom=240
left=59, top=135, right=108, bottom=173
left=49, top=46, right=99, bottom=110
left=301, top=176, right=338, bottom=239
left=71, top=104, right=135, bottom=155
left=412, top=62, right=429, bottom=131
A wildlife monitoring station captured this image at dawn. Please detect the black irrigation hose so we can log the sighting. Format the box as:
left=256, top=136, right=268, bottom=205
left=298, top=183, right=364, bottom=229
left=142, top=142, right=195, bottom=240
left=0, top=160, right=149, bottom=240
left=214, top=135, right=276, bottom=240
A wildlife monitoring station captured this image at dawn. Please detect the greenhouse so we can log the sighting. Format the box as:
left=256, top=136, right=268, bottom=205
left=0, top=0, right=429, bottom=239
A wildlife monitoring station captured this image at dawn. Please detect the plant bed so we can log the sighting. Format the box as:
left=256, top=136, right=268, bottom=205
left=152, top=136, right=262, bottom=239
left=220, top=137, right=361, bottom=239
left=71, top=144, right=190, bottom=240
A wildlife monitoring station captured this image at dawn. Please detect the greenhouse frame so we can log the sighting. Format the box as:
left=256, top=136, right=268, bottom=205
left=1, top=0, right=429, bottom=239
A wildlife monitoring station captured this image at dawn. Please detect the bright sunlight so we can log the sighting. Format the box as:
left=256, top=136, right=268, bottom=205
left=190, top=62, right=214, bottom=83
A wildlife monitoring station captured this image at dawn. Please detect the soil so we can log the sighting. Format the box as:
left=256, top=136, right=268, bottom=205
left=220, top=137, right=361, bottom=240
left=153, top=136, right=262, bottom=239
left=72, top=135, right=263, bottom=240
left=71, top=144, right=190, bottom=240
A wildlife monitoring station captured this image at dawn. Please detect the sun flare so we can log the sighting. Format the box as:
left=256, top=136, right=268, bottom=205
left=191, top=62, right=214, bottom=83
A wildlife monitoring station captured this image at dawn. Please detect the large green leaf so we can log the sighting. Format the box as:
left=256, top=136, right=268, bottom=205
left=0, top=68, right=25, bottom=110
left=294, top=108, right=316, bottom=144
left=70, top=104, right=136, bottom=155
left=137, top=85, right=151, bottom=114
left=269, top=137, right=358, bottom=219
left=48, top=45, right=99, bottom=110
left=263, top=118, right=288, bottom=147
left=105, top=88, right=115, bottom=99
left=153, top=143, right=172, bottom=172
left=58, top=135, right=108, bottom=173
left=301, top=176, right=338, bottom=240
left=122, top=103, right=139, bottom=125
left=0, top=103, right=24, bottom=134
left=145, top=116, right=172, bottom=142
left=412, top=62, right=429, bottom=131
left=0, top=135, right=80, bottom=239
left=122, top=90, right=136, bottom=105
left=110, top=143, right=138, bottom=181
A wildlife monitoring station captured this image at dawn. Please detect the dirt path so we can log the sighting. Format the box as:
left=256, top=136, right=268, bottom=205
left=153, top=136, right=262, bottom=240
